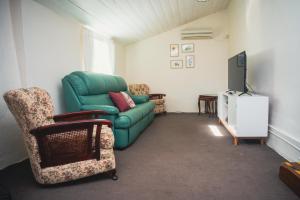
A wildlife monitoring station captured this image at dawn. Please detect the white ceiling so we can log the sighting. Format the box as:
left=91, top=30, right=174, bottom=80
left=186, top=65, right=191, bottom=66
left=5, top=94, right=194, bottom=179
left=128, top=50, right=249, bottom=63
left=35, top=0, right=230, bottom=44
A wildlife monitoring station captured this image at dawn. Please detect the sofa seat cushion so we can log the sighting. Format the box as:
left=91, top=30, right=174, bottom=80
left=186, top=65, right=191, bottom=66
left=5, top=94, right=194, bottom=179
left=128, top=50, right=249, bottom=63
left=40, top=155, right=115, bottom=184
left=115, top=101, right=155, bottom=128
left=80, top=105, right=119, bottom=115
left=150, top=98, right=165, bottom=105
left=154, top=104, right=166, bottom=114
left=97, top=125, right=115, bottom=149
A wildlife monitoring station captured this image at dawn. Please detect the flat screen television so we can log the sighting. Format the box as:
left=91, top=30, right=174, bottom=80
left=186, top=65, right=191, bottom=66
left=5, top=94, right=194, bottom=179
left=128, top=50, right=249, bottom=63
left=228, top=51, right=247, bottom=93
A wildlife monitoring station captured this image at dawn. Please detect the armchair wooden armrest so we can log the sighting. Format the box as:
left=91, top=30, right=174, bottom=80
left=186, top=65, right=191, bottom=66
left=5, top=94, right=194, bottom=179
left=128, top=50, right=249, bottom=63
left=30, top=119, right=112, bottom=168
left=30, top=119, right=112, bottom=136
left=149, top=93, right=166, bottom=99
left=53, top=110, right=107, bottom=122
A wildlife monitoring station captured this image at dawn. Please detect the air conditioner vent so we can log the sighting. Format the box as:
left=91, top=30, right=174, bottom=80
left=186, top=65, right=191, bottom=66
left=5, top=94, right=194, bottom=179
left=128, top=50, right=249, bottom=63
left=181, top=28, right=213, bottom=40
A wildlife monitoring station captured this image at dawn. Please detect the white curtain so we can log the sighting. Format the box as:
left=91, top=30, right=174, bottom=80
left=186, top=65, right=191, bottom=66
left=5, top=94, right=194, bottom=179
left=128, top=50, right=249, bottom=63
left=0, top=0, right=27, bottom=169
left=82, top=29, right=94, bottom=70
left=82, top=28, right=115, bottom=75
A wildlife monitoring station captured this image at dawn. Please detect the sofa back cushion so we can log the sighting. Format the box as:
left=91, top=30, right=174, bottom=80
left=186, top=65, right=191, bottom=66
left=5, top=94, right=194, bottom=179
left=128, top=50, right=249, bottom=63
left=79, top=94, right=114, bottom=106
left=3, top=87, right=55, bottom=132
left=128, top=84, right=150, bottom=96
left=65, top=71, right=128, bottom=96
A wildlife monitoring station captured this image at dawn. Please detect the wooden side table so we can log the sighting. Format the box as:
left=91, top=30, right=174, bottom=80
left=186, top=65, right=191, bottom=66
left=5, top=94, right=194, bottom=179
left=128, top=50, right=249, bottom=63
left=198, top=95, right=218, bottom=117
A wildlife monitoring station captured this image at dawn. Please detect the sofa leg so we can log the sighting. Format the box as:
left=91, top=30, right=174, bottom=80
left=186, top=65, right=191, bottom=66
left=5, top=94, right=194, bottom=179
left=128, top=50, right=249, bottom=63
left=110, top=169, right=118, bottom=181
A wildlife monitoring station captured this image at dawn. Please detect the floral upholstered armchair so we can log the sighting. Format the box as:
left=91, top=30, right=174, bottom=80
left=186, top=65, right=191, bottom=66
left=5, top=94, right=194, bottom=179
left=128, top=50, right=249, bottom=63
left=3, top=87, right=117, bottom=185
left=128, top=84, right=166, bottom=114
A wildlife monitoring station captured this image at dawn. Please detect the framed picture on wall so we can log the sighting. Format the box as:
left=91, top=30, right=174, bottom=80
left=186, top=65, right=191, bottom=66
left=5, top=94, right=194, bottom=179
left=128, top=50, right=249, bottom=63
left=181, top=43, right=194, bottom=53
left=170, top=44, right=179, bottom=57
left=170, top=60, right=183, bottom=69
left=186, top=55, right=195, bottom=68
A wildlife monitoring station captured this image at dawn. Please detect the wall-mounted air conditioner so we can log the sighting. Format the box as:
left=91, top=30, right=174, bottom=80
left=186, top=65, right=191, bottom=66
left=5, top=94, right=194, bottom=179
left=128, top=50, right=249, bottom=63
left=181, top=28, right=213, bottom=40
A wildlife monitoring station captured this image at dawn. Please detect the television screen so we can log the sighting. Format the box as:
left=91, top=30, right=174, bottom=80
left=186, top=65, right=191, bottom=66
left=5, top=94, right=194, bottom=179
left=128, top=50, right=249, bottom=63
left=228, top=51, right=247, bottom=93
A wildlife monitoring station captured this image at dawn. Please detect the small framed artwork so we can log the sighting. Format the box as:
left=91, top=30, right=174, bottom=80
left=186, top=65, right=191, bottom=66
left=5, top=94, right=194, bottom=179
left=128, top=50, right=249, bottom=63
left=186, top=55, right=195, bottom=68
left=170, top=44, right=179, bottom=57
left=170, top=60, right=183, bottom=69
left=181, top=43, right=194, bottom=53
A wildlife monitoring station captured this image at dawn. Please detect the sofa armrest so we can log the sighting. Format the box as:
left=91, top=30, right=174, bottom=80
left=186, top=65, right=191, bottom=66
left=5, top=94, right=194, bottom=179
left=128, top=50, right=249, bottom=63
left=149, top=93, right=166, bottom=99
left=80, top=105, right=119, bottom=115
left=131, top=95, right=149, bottom=104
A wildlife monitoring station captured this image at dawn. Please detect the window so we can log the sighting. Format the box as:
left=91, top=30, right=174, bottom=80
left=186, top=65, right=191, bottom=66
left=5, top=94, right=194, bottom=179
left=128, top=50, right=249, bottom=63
left=92, top=38, right=114, bottom=74
left=82, top=29, right=115, bottom=74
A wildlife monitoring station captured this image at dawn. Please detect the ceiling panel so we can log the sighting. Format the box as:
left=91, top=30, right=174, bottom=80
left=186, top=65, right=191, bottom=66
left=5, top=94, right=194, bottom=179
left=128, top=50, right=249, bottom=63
left=35, top=0, right=230, bottom=44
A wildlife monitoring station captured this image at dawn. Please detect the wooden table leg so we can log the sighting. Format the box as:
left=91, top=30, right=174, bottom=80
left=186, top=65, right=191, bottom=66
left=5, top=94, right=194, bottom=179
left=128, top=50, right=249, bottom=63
left=215, top=100, right=218, bottom=117
left=209, top=100, right=213, bottom=118
left=198, top=98, right=200, bottom=115
left=198, top=96, right=218, bottom=117
left=233, top=137, right=239, bottom=145
left=208, top=100, right=212, bottom=117
left=260, top=138, right=265, bottom=145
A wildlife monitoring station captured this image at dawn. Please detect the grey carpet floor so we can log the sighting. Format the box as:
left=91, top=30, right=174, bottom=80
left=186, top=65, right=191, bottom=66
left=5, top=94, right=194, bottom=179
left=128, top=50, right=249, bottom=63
left=0, top=113, right=298, bottom=200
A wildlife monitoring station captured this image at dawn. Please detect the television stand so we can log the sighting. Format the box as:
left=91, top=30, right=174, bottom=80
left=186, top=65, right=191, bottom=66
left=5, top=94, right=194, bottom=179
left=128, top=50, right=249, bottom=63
left=219, top=118, right=266, bottom=145
left=225, top=90, right=234, bottom=93
left=218, top=92, right=269, bottom=145
left=238, top=92, right=252, bottom=96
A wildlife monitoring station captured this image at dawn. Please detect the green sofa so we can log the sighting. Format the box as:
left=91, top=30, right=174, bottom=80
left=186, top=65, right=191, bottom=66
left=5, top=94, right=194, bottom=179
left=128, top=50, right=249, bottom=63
left=62, top=71, right=155, bottom=149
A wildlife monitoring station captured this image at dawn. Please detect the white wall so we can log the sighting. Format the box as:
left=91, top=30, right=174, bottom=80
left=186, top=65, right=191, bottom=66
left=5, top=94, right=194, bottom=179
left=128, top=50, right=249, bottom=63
left=125, top=11, right=229, bottom=112
left=22, top=0, right=82, bottom=113
left=0, top=0, right=82, bottom=169
left=228, top=0, right=300, bottom=161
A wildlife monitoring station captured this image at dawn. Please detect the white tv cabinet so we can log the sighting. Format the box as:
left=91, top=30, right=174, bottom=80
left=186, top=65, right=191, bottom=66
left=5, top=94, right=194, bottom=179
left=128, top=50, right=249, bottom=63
left=218, top=92, right=269, bottom=145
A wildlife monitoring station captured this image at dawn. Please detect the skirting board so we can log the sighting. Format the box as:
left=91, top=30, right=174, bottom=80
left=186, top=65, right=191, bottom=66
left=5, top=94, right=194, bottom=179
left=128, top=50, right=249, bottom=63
left=267, top=125, right=300, bottom=162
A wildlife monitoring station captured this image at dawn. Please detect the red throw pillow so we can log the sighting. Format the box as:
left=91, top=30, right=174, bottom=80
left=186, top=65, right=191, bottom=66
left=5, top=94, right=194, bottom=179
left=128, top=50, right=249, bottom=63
left=109, top=92, right=130, bottom=112
left=121, top=92, right=136, bottom=108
